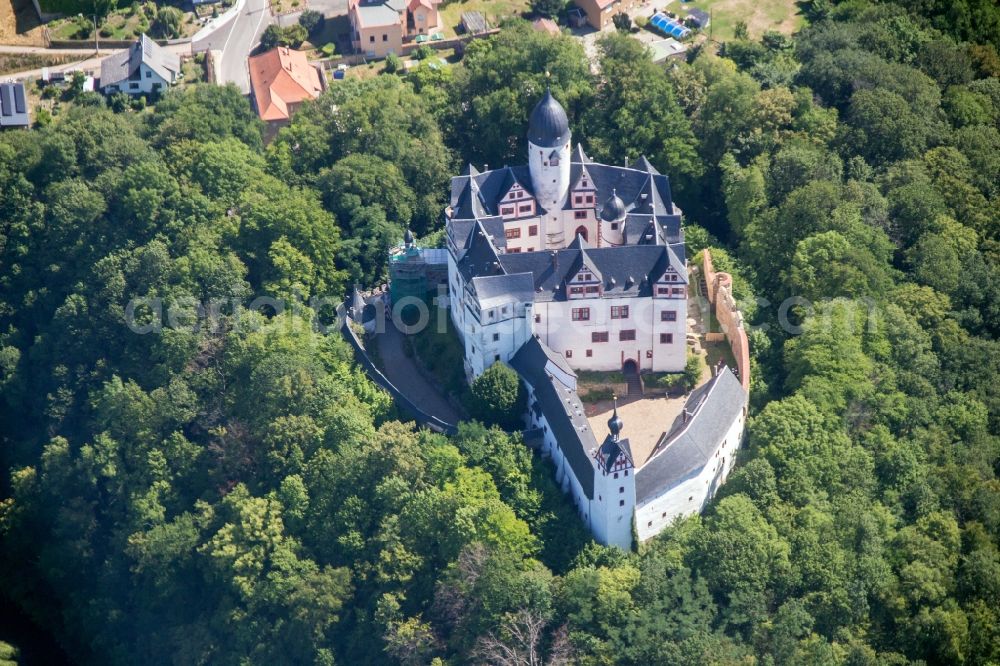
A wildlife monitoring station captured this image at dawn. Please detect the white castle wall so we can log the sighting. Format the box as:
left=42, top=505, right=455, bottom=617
left=633, top=408, right=745, bottom=542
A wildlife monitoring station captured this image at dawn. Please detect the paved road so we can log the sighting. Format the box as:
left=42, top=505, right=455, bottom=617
left=193, top=0, right=272, bottom=93
left=373, top=318, right=463, bottom=426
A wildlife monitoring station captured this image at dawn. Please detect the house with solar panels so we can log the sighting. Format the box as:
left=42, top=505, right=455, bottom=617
left=0, top=82, right=30, bottom=130
left=442, top=91, right=748, bottom=548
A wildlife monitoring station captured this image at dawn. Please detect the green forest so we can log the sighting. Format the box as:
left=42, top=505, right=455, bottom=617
left=2, top=0, right=1000, bottom=663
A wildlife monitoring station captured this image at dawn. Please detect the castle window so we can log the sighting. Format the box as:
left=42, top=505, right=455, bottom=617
left=586, top=195, right=594, bottom=204
left=646, top=350, right=653, bottom=358
left=535, top=314, right=541, bottom=323
left=663, top=511, right=667, bottom=517
left=661, top=310, right=677, bottom=321
left=575, top=195, right=583, bottom=205
left=585, top=286, right=599, bottom=294
left=672, top=287, right=684, bottom=296
left=505, top=228, right=521, bottom=239
left=657, top=287, right=670, bottom=295
left=501, top=206, right=514, bottom=216
left=619, top=486, right=624, bottom=493
left=619, top=500, right=624, bottom=507
left=586, top=349, right=592, bottom=357
left=571, top=308, right=590, bottom=321
left=528, top=225, right=538, bottom=236
left=611, top=222, right=619, bottom=230
left=660, top=333, right=673, bottom=344
left=508, top=248, right=521, bottom=253
left=648, top=521, right=652, bottom=527
left=495, top=354, right=500, bottom=362
left=592, top=331, right=608, bottom=343
left=493, top=333, right=499, bottom=341
left=565, top=350, right=572, bottom=358
left=614, top=472, right=619, bottom=479
left=624, top=470, right=628, bottom=476
left=502, top=306, right=508, bottom=314
left=619, top=329, right=636, bottom=341
left=574, top=210, right=587, bottom=220
left=611, top=306, right=629, bottom=319
left=570, top=286, right=583, bottom=295
left=519, top=204, right=532, bottom=213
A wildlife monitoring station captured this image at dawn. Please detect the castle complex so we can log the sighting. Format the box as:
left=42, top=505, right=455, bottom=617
left=441, top=91, right=748, bottom=549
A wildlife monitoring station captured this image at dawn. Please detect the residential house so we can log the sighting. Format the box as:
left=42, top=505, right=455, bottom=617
left=349, top=0, right=440, bottom=58
left=100, top=34, right=180, bottom=96
left=573, top=0, right=642, bottom=30
left=0, top=82, right=29, bottom=129
left=248, top=46, right=323, bottom=123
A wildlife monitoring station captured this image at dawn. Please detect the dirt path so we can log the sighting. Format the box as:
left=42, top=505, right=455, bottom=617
left=0, top=0, right=46, bottom=46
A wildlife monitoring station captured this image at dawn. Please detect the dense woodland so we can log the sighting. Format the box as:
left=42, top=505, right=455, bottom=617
left=2, top=0, right=1000, bottom=663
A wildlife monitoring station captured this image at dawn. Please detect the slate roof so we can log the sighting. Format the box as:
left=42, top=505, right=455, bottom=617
left=528, top=89, right=570, bottom=148
left=0, top=82, right=29, bottom=128
left=491, top=243, right=686, bottom=302
left=597, top=434, right=633, bottom=472
left=449, top=151, right=682, bottom=227
left=455, top=220, right=503, bottom=283
left=100, top=34, right=179, bottom=89
left=470, top=273, right=535, bottom=309
left=634, top=367, right=747, bottom=504
left=510, top=337, right=596, bottom=498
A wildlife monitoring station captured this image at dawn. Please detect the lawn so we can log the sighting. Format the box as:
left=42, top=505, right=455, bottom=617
left=438, top=0, right=529, bottom=38
left=47, top=4, right=201, bottom=41
left=674, top=0, right=803, bottom=40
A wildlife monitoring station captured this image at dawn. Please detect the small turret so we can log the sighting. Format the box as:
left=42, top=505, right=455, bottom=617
left=607, top=396, right=623, bottom=442
left=404, top=228, right=415, bottom=248
left=601, top=189, right=627, bottom=223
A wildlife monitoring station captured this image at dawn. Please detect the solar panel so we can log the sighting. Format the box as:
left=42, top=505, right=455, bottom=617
left=0, top=86, right=11, bottom=117
left=13, top=84, right=25, bottom=114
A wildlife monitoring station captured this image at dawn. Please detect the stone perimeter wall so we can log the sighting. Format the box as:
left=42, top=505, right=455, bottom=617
left=701, top=249, right=751, bottom=392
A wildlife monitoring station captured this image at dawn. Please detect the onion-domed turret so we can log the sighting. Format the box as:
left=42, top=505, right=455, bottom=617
left=528, top=89, right=570, bottom=148
left=601, top=189, right=626, bottom=222
left=607, top=398, right=623, bottom=441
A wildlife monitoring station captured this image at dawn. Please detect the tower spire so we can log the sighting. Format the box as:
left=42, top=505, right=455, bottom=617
left=607, top=396, right=623, bottom=442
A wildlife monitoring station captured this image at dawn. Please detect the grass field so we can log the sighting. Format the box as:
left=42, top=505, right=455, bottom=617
left=675, top=0, right=803, bottom=40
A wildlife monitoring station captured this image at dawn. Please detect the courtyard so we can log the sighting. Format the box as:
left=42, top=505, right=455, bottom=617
left=583, top=267, right=735, bottom=465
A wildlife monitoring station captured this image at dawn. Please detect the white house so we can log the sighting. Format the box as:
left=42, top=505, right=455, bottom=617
left=100, top=34, right=180, bottom=96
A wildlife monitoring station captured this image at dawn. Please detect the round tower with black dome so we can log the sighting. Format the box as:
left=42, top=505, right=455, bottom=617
left=528, top=89, right=572, bottom=240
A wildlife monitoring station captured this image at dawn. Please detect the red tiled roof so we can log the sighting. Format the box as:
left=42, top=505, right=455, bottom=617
left=248, top=47, right=322, bottom=121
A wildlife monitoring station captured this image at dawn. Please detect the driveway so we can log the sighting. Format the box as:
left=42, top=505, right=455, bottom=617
left=193, top=0, right=272, bottom=93
left=373, top=317, right=462, bottom=426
